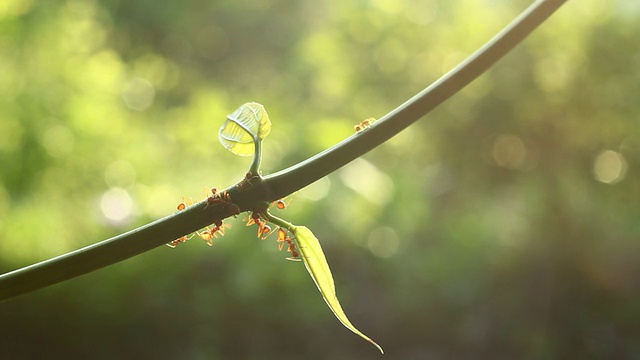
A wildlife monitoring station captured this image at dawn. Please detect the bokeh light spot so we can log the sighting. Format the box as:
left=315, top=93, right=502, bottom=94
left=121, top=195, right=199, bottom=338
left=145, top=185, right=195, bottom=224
left=492, top=134, right=526, bottom=169
left=340, top=158, right=394, bottom=205
left=122, top=77, right=155, bottom=111
left=300, top=176, right=331, bottom=202
left=368, top=226, right=399, bottom=258
left=100, top=187, right=134, bottom=225
left=593, top=150, right=627, bottom=184
left=534, top=56, right=573, bottom=93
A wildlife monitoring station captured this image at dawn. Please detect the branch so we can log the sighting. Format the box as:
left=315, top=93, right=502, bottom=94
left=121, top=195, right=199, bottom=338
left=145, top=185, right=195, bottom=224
left=0, top=0, right=567, bottom=302
left=261, top=0, right=569, bottom=199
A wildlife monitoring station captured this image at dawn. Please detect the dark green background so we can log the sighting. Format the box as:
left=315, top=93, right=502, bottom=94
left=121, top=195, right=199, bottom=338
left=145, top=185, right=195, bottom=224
left=1, top=0, right=639, bottom=358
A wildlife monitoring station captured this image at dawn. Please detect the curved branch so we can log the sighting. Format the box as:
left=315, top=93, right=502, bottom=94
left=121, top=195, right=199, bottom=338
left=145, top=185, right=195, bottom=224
left=0, top=0, right=567, bottom=302
left=0, top=198, right=238, bottom=302
left=261, top=0, right=568, bottom=200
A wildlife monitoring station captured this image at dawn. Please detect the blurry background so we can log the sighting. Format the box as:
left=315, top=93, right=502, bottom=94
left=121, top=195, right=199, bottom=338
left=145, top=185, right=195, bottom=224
left=1, top=0, right=639, bottom=358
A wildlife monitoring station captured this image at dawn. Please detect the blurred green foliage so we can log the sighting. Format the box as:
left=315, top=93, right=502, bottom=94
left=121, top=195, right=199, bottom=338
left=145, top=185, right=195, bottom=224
left=1, top=0, right=639, bottom=358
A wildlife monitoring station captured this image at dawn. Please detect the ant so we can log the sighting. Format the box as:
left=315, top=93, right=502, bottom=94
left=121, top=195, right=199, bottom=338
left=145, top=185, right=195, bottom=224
left=246, top=211, right=274, bottom=239
left=168, top=195, right=231, bottom=248
left=205, top=188, right=241, bottom=215
left=275, top=200, right=287, bottom=209
left=266, top=199, right=287, bottom=211
left=166, top=235, right=192, bottom=248
left=276, top=228, right=300, bottom=260
left=354, top=117, right=376, bottom=133
left=198, top=219, right=229, bottom=246
left=271, top=194, right=297, bottom=210
left=166, top=197, right=195, bottom=248
left=245, top=211, right=301, bottom=260
left=176, top=196, right=194, bottom=211
left=238, top=171, right=256, bottom=191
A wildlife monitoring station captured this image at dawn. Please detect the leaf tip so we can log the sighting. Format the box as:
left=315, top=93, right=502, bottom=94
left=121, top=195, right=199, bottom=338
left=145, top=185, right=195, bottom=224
left=293, top=225, right=384, bottom=354
left=370, top=339, right=384, bottom=354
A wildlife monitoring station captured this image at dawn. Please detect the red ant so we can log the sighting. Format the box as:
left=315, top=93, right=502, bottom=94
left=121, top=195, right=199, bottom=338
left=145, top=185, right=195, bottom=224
left=276, top=228, right=288, bottom=250
left=354, top=117, right=376, bottom=133
left=198, top=219, right=229, bottom=246
left=246, top=211, right=274, bottom=239
left=267, top=199, right=286, bottom=210
left=166, top=235, right=192, bottom=248
left=205, top=189, right=240, bottom=215
left=238, top=171, right=255, bottom=191
left=276, top=228, right=300, bottom=260
left=167, top=197, right=195, bottom=248
left=271, top=194, right=296, bottom=210
left=245, top=212, right=301, bottom=260
left=176, top=196, right=194, bottom=211
left=169, top=195, right=232, bottom=248
left=205, top=188, right=225, bottom=207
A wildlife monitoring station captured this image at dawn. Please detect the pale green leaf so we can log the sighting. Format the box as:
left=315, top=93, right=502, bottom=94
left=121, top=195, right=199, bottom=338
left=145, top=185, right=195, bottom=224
left=218, top=102, right=271, bottom=156
left=293, top=226, right=384, bottom=354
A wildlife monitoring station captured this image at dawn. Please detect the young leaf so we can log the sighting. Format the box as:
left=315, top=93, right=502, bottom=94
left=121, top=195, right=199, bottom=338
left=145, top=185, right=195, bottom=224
left=218, top=102, right=272, bottom=156
left=293, top=226, right=384, bottom=354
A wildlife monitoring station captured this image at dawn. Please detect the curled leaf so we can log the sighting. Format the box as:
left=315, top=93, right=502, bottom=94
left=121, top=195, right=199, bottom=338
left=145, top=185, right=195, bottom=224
left=293, top=226, right=384, bottom=354
left=218, top=102, right=272, bottom=156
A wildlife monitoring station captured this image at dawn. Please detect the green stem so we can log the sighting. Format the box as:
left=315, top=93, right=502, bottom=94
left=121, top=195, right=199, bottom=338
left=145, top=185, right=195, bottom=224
left=0, top=0, right=567, bottom=302
left=263, top=211, right=296, bottom=232
left=249, top=137, right=263, bottom=176
left=260, top=0, right=568, bottom=200
left=0, top=196, right=240, bottom=302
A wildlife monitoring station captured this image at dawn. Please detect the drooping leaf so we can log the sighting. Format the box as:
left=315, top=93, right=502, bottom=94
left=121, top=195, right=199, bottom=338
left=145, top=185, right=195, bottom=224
left=218, top=102, right=271, bottom=156
left=293, top=226, right=384, bottom=354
